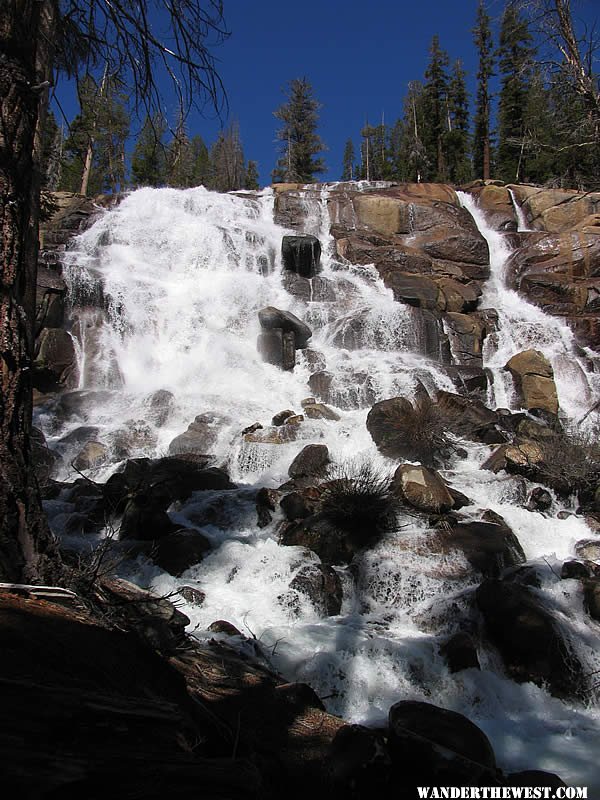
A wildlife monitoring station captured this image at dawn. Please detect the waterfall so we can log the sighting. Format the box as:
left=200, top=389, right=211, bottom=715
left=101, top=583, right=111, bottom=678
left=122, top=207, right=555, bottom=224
left=507, top=187, right=531, bottom=232
left=458, top=191, right=598, bottom=420
left=43, top=184, right=600, bottom=789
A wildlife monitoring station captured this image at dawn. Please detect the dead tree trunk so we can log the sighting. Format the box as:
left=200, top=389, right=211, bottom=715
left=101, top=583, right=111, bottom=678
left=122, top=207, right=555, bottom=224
left=0, top=1, right=59, bottom=582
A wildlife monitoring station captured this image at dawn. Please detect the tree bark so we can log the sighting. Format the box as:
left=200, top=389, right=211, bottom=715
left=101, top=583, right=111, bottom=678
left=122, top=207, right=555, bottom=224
left=0, top=1, right=59, bottom=582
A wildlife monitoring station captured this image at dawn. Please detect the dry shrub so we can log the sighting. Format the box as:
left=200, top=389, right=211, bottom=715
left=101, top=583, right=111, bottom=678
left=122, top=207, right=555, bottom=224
left=319, top=461, right=399, bottom=546
left=536, top=425, right=600, bottom=500
left=368, top=393, right=462, bottom=468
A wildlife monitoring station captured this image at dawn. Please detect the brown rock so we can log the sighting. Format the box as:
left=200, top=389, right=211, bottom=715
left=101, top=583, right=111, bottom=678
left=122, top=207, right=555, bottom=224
left=505, top=350, right=559, bottom=416
left=288, top=444, right=330, bottom=478
left=392, top=464, right=454, bottom=513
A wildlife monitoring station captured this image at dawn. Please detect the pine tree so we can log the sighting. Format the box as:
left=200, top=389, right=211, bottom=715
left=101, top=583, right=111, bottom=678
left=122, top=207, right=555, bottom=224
left=497, top=4, right=535, bottom=182
left=209, top=121, right=246, bottom=192
left=131, top=114, right=167, bottom=187
left=94, top=76, right=130, bottom=192
left=387, top=118, right=405, bottom=181
left=166, top=115, right=195, bottom=188
left=190, top=135, right=211, bottom=186
left=39, top=110, right=63, bottom=190
left=520, top=68, right=555, bottom=184
left=272, top=78, right=326, bottom=183
left=244, top=160, right=260, bottom=190
left=341, top=139, right=356, bottom=180
left=446, top=59, right=472, bottom=184
left=395, top=82, right=429, bottom=182
left=472, top=0, right=495, bottom=180
left=422, top=35, right=450, bottom=181
left=359, top=121, right=376, bottom=180
left=59, top=74, right=102, bottom=194
left=59, top=73, right=130, bottom=194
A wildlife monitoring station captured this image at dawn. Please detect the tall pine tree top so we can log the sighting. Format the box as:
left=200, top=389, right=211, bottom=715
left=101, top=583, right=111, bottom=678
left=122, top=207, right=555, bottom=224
left=497, top=4, right=535, bottom=182
left=272, top=78, right=326, bottom=183
left=422, top=35, right=450, bottom=181
left=472, top=0, right=495, bottom=180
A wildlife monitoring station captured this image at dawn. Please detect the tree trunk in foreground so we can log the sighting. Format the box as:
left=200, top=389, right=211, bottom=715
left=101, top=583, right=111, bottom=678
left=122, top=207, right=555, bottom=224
left=0, top=1, right=59, bottom=582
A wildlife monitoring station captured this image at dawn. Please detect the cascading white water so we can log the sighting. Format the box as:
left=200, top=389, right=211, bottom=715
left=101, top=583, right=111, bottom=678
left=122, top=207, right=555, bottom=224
left=458, top=191, right=599, bottom=421
left=508, top=187, right=531, bottom=232
left=46, top=184, right=600, bottom=789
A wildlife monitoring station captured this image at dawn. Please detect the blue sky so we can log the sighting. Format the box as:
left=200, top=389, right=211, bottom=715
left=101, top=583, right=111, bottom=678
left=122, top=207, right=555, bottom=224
left=53, top=0, right=599, bottom=186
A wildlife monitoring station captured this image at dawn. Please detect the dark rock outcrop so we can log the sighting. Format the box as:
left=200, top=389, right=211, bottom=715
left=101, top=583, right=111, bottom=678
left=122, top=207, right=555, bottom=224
left=281, top=234, right=321, bottom=278
left=290, top=564, right=343, bottom=616
left=288, top=444, right=330, bottom=479
left=476, top=579, right=586, bottom=699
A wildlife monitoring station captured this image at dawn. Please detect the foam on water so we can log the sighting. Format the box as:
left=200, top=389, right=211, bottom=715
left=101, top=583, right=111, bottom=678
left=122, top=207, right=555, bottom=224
left=46, top=184, right=600, bottom=788
left=458, top=191, right=600, bottom=421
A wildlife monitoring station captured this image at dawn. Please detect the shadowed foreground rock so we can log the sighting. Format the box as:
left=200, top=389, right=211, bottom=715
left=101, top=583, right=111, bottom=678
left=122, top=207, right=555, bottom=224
left=0, top=585, right=343, bottom=799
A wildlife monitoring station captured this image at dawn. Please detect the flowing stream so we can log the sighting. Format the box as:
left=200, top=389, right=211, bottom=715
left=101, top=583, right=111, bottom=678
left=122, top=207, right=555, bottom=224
left=42, top=184, right=600, bottom=787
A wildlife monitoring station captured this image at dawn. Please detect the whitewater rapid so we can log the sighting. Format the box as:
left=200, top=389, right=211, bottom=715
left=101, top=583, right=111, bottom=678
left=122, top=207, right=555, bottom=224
left=43, top=183, right=600, bottom=788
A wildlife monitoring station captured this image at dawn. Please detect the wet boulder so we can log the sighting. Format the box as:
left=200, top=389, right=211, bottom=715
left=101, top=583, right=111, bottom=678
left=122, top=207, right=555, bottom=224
left=110, top=419, right=157, bottom=459
left=308, top=371, right=334, bottom=403
left=168, top=412, right=227, bottom=456
left=440, top=632, right=480, bottom=672
left=526, top=487, right=553, bottom=512
left=387, top=700, right=497, bottom=786
left=258, top=306, right=312, bottom=348
left=279, top=514, right=357, bottom=565
left=31, top=427, right=59, bottom=485
left=72, top=440, right=109, bottom=471
left=392, top=464, right=455, bottom=514
left=280, top=490, right=317, bottom=521
left=575, top=539, right=600, bottom=561
left=561, top=560, right=596, bottom=580
left=444, top=312, right=487, bottom=367
left=118, top=489, right=177, bottom=541
left=288, top=444, right=330, bottom=479
left=272, top=409, right=296, bottom=426
left=476, top=579, right=586, bottom=699
left=290, top=563, right=343, bottom=616
left=281, top=234, right=321, bottom=278
left=583, top=578, right=600, bottom=621
left=152, top=530, right=212, bottom=576
left=33, top=328, right=78, bottom=392
left=505, top=350, right=559, bottom=417
left=35, top=266, right=67, bottom=332
left=442, top=514, right=526, bottom=578
left=144, top=389, right=175, bottom=427
left=482, top=441, right=545, bottom=477
left=329, top=724, right=391, bottom=796
left=302, top=401, right=340, bottom=421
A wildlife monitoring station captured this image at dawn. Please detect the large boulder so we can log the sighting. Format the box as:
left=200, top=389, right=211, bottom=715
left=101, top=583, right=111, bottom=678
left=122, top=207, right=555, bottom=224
left=441, top=514, right=526, bottom=578
left=505, top=225, right=600, bottom=348
left=152, top=530, right=212, bottom=576
left=258, top=306, right=312, bottom=348
left=168, top=412, right=227, bottom=456
left=505, top=350, right=559, bottom=416
left=468, top=184, right=517, bottom=231
left=366, top=396, right=454, bottom=466
left=476, top=579, right=586, bottom=699
left=279, top=513, right=358, bottom=565
left=33, top=328, right=78, bottom=392
left=392, top=464, right=454, bottom=513
left=281, top=235, right=321, bottom=278
left=387, top=700, right=498, bottom=787
left=288, top=444, right=330, bottom=479
left=516, top=187, right=600, bottom=233
left=290, top=563, right=343, bottom=616
left=36, top=266, right=67, bottom=333
left=72, top=440, right=109, bottom=471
